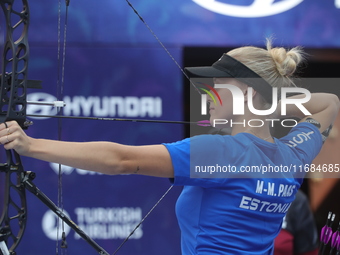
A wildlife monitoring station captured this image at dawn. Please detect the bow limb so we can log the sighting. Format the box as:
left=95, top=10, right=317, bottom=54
left=0, top=0, right=30, bottom=253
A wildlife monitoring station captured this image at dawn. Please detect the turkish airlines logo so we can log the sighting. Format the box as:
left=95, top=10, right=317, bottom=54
left=42, top=210, right=71, bottom=240
left=192, top=0, right=304, bottom=18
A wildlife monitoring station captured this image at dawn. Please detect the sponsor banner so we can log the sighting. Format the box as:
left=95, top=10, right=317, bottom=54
left=27, top=94, right=163, bottom=119
left=24, top=0, right=340, bottom=47
left=0, top=46, right=183, bottom=254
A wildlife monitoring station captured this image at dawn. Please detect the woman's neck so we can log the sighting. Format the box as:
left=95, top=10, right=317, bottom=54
left=230, top=114, right=274, bottom=142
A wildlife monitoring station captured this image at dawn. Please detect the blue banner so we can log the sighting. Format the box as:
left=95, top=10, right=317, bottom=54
left=26, top=0, right=340, bottom=47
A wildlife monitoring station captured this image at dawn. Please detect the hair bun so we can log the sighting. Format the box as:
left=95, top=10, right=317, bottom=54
left=267, top=40, right=305, bottom=77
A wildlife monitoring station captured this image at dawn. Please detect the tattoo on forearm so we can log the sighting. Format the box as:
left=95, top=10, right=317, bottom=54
left=134, top=166, right=140, bottom=173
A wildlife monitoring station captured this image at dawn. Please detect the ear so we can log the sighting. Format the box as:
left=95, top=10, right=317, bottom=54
left=243, top=86, right=257, bottom=103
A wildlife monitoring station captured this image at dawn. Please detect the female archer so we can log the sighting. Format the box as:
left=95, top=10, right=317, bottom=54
left=0, top=40, right=339, bottom=254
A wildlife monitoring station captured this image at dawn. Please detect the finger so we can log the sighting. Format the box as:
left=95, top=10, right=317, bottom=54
left=1, top=121, right=19, bottom=133
left=0, top=122, right=8, bottom=131
left=2, top=134, right=16, bottom=151
left=0, top=123, right=11, bottom=136
left=0, top=124, right=7, bottom=137
left=0, top=134, right=11, bottom=145
left=0, top=121, right=14, bottom=131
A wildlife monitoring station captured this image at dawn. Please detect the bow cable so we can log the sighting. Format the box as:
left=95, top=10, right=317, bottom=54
left=56, top=0, right=70, bottom=254
left=111, top=1, right=204, bottom=254
left=112, top=185, right=173, bottom=255
left=124, top=0, right=201, bottom=95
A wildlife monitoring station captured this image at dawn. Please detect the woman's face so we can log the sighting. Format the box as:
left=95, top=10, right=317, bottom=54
left=209, top=78, right=247, bottom=127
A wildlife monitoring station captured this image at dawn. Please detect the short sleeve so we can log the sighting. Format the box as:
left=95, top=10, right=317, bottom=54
left=163, top=135, right=231, bottom=187
left=163, top=137, right=191, bottom=184
left=279, top=122, right=323, bottom=165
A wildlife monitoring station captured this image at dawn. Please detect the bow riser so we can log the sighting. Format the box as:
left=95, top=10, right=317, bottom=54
left=0, top=0, right=29, bottom=128
left=0, top=0, right=29, bottom=254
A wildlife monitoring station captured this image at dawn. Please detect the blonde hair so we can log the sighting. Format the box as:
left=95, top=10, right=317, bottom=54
left=227, top=39, right=306, bottom=90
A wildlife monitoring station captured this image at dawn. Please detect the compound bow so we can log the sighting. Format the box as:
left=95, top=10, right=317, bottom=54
left=0, top=1, right=110, bottom=254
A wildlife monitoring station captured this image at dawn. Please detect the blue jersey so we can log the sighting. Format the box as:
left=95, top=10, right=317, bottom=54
left=163, top=122, right=322, bottom=255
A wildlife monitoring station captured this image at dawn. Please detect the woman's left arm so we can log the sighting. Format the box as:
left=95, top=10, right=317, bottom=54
left=0, top=121, right=174, bottom=178
left=277, top=93, right=340, bottom=133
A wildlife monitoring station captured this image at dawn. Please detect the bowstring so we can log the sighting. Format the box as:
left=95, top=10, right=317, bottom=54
left=56, top=1, right=62, bottom=253
left=112, top=185, right=174, bottom=255
left=56, top=0, right=70, bottom=254
left=112, top=1, right=204, bottom=254
left=124, top=0, right=201, bottom=95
